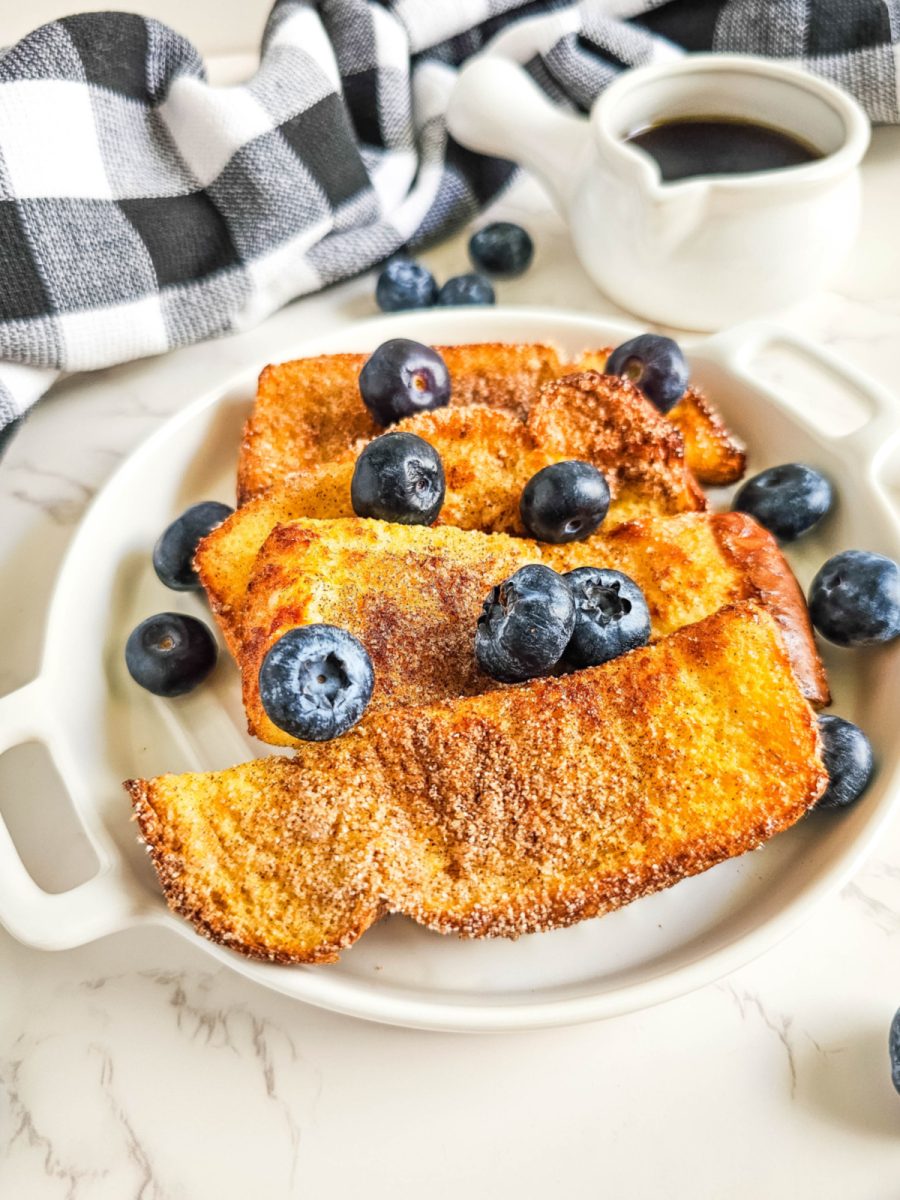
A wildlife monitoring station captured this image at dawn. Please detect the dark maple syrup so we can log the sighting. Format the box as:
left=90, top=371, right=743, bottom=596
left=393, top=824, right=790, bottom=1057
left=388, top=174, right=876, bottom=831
left=625, top=116, right=822, bottom=182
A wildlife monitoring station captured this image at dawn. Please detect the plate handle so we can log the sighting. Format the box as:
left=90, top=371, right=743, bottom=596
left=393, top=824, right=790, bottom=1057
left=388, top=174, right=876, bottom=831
left=693, top=321, right=900, bottom=473
left=0, top=679, right=147, bottom=949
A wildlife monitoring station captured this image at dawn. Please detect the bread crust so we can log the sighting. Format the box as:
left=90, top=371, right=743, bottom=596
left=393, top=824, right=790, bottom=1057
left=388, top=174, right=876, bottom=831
left=127, top=776, right=384, bottom=963
left=713, top=511, right=830, bottom=706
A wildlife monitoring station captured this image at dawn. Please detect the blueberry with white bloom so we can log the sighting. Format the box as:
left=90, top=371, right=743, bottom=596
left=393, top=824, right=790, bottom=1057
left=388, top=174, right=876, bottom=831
left=808, top=550, right=900, bottom=646
left=476, top=564, right=574, bottom=683
left=890, top=1008, right=900, bottom=1095
left=259, top=625, right=374, bottom=741
left=733, top=463, right=833, bottom=542
left=562, top=568, right=651, bottom=669
left=359, top=339, right=450, bottom=426
left=814, top=715, right=875, bottom=810
left=469, top=223, right=534, bottom=279
left=153, top=501, right=233, bottom=590
left=351, top=432, right=445, bottom=525
left=375, top=258, right=437, bottom=312
left=436, top=273, right=495, bottom=306
left=126, top=613, right=217, bottom=697
left=520, top=461, right=610, bottom=544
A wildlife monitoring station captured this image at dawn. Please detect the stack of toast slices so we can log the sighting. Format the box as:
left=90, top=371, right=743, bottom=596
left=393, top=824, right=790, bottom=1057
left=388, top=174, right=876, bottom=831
left=127, top=342, right=830, bottom=965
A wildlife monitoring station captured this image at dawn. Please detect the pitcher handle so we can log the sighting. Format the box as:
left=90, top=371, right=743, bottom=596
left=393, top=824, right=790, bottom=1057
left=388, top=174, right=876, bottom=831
left=447, top=57, right=590, bottom=211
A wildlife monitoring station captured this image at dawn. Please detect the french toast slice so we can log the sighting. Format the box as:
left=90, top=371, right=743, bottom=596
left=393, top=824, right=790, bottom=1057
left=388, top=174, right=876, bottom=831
left=198, top=373, right=707, bottom=645
left=238, top=343, right=744, bottom=501
left=239, top=513, right=828, bottom=747
left=126, top=604, right=827, bottom=964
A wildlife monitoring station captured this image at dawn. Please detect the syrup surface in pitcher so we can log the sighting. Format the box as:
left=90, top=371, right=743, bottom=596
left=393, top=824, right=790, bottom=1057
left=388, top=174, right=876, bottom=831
left=626, top=116, right=822, bottom=181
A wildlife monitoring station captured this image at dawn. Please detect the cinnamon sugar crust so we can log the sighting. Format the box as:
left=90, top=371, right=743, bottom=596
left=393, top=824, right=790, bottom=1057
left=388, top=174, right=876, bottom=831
left=569, top=349, right=745, bottom=485
left=527, top=370, right=708, bottom=515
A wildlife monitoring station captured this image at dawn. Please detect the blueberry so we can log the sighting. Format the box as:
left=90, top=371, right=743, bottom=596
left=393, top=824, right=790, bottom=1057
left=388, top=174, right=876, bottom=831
left=153, top=501, right=234, bottom=590
left=436, top=273, right=495, bottom=307
left=259, top=625, right=374, bottom=741
left=808, top=550, right=900, bottom=646
left=605, top=334, right=688, bottom=413
left=359, top=338, right=451, bottom=426
left=375, top=257, right=437, bottom=312
left=814, top=715, right=875, bottom=810
left=562, top=568, right=651, bottom=669
left=734, top=463, right=833, bottom=542
left=890, top=1008, right=900, bottom=1095
left=476, top=564, right=574, bottom=683
left=351, top=432, right=445, bottom=525
left=125, top=613, right=217, bottom=697
left=468, top=222, right=534, bottom=279
left=520, top=461, right=610, bottom=544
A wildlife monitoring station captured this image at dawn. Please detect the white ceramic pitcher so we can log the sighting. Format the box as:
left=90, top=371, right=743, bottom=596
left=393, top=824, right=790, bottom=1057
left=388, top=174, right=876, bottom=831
left=446, top=54, right=870, bottom=330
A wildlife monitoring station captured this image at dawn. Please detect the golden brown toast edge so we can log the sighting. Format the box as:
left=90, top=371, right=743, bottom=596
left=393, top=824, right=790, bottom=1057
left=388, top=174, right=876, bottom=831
left=671, top=388, right=747, bottom=486
left=127, top=603, right=826, bottom=964
left=240, top=353, right=370, bottom=505
left=237, top=343, right=744, bottom=502
left=237, top=511, right=827, bottom=747
left=712, top=511, right=830, bottom=706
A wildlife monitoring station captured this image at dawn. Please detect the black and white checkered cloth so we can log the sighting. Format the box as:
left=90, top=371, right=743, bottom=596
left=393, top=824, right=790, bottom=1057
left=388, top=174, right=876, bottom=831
left=0, top=0, right=897, bottom=431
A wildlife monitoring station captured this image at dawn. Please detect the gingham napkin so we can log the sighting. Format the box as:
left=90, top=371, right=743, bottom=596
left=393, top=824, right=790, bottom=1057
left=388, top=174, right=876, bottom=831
left=0, top=0, right=897, bottom=432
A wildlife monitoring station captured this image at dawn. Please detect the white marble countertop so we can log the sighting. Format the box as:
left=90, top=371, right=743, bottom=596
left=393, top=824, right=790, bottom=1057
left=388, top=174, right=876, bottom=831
left=2, top=108, right=900, bottom=1197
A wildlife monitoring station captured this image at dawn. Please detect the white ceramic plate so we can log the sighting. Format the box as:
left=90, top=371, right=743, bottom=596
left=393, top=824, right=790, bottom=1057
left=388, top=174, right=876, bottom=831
left=1, top=309, right=899, bottom=1033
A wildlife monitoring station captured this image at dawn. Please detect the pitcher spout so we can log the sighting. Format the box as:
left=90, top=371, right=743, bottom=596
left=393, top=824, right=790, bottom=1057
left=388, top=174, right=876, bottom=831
left=647, top=179, right=712, bottom=256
